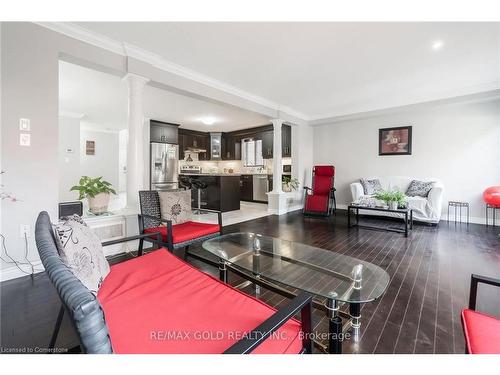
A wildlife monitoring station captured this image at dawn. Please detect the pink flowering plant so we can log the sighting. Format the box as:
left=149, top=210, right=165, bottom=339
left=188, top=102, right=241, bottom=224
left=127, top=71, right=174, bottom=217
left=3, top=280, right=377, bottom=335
left=0, top=171, right=19, bottom=202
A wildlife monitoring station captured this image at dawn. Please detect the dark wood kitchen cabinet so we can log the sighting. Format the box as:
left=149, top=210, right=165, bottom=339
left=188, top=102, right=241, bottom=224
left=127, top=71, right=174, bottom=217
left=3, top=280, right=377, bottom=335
left=222, top=135, right=232, bottom=160
left=150, top=120, right=179, bottom=143
left=222, top=135, right=242, bottom=160
left=254, top=125, right=291, bottom=159
left=260, top=130, right=274, bottom=159
left=198, top=134, right=210, bottom=160
left=178, top=132, right=185, bottom=160
left=255, top=125, right=291, bottom=159
left=177, top=123, right=288, bottom=161
left=240, top=174, right=253, bottom=201
left=181, top=174, right=240, bottom=212
left=282, top=124, right=292, bottom=157
left=178, top=129, right=210, bottom=161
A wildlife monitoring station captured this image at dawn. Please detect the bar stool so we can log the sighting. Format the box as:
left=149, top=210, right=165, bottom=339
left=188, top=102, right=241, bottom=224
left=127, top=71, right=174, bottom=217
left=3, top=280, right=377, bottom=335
left=179, top=176, right=192, bottom=191
left=191, top=179, right=208, bottom=214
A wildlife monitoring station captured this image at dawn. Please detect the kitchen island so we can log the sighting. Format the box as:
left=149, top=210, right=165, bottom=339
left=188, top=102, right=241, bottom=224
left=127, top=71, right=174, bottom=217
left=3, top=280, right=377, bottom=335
left=179, top=173, right=241, bottom=212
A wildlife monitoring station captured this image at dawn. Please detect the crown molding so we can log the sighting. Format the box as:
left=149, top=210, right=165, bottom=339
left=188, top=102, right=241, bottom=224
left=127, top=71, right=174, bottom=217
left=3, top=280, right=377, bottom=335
left=309, top=88, right=500, bottom=126
left=36, top=22, right=126, bottom=56
left=122, top=41, right=310, bottom=120
left=308, top=80, right=500, bottom=123
left=36, top=22, right=310, bottom=122
left=36, top=22, right=499, bottom=126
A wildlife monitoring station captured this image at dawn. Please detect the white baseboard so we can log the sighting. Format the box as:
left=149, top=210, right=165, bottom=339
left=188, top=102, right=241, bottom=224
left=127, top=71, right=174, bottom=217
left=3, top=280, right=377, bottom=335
left=0, top=260, right=44, bottom=282
left=268, top=204, right=303, bottom=215
left=0, top=249, right=134, bottom=282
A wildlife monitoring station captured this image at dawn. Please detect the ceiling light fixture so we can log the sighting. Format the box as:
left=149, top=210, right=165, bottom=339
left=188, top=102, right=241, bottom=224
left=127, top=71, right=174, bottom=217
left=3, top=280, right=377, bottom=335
left=201, top=117, right=216, bottom=125
left=431, top=40, right=444, bottom=51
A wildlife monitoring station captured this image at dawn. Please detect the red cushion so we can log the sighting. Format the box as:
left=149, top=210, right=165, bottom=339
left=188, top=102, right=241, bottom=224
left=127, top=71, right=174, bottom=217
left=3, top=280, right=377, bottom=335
left=305, top=194, right=329, bottom=213
left=313, top=175, right=333, bottom=195
left=314, top=165, right=335, bottom=177
left=461, top=309, right=500, bottom=354
left=98, top=250, right=303, bottom=354
left=144, top=221, right=220, bottom=244
left=313, top=166, right=334, bottom=196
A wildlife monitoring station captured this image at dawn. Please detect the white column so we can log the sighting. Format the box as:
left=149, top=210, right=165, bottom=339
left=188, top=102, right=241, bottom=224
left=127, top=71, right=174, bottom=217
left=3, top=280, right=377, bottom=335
left=271, top=118, right=283, bottom=193
left=124, top=73, right=150, bottom=211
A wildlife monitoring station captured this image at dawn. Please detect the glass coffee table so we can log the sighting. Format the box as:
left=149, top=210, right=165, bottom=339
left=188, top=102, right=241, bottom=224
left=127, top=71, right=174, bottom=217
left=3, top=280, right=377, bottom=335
left=202, top=232, right=390, bottom=354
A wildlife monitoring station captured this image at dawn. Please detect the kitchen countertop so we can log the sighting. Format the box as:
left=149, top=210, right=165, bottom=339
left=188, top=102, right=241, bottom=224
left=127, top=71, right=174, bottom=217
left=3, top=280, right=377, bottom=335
left=180, top=173, right=275, bottom=176
left=179, top=173, right=242, bottom=177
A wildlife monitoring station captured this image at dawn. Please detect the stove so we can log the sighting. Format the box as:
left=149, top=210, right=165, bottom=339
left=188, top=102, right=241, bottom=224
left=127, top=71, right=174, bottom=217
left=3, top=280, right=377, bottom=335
left=180, top=165, right=202, bottom=174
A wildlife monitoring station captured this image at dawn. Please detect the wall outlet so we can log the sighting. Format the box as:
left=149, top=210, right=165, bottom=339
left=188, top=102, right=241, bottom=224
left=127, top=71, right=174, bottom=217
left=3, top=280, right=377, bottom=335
left=19, top=118, right=31, bottom=131
left=20, top=224, right=31, bottom=238
left=19, top=133, right=31, bottom=146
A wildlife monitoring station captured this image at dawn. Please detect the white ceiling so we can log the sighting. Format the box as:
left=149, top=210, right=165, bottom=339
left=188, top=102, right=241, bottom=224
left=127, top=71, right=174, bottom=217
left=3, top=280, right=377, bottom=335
left=75, top=22, right=500, bottom=119
left=59, top=61, right=270, bottom=132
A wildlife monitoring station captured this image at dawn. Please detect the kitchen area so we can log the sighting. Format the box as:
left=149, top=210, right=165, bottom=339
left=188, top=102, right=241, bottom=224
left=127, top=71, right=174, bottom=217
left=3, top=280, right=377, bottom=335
left=150, top=119, right=292, bottom=217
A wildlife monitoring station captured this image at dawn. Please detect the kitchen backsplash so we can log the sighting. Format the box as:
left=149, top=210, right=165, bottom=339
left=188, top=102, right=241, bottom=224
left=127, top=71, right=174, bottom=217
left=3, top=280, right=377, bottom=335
left=179, top=151, right=292, bottom=174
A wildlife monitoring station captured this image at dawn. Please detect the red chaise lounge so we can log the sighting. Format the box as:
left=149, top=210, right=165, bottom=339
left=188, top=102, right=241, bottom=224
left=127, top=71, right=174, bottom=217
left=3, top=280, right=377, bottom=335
left=35, top=211, right=313, bottom=354
left=303, top=165, right=336, bottom=216
left=461, top=274, right=500, bottom=354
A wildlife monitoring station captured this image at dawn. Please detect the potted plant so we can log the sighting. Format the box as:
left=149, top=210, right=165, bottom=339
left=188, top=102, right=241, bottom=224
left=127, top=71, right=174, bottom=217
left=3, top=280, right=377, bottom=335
left=282, top=176, right=299, bottom=192
left=71, top=176, right=116, bottom=215
left=374, top=190, right=406, bottom=210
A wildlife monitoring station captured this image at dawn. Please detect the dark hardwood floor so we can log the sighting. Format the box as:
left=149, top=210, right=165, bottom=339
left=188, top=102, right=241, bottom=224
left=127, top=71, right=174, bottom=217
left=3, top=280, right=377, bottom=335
left=1, top=210, right=499, bottom=354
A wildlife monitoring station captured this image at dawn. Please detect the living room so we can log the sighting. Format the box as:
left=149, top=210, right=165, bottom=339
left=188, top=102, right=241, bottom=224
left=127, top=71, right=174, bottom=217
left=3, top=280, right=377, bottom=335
left=1, top=1, right=500, bottom=373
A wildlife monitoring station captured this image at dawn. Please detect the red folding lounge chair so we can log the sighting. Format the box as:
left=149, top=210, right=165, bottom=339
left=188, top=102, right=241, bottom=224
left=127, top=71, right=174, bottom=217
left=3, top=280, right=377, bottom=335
left=303, top=165, right=336, bottom=216
left=461, top=274, right=500, bottom=354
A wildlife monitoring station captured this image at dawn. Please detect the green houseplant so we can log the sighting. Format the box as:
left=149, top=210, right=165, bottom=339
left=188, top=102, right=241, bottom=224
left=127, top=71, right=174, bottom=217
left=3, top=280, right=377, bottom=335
left=71, top=176, right=116, bottom=215
left=374, top=190, right=406, bottom=210
left=282, top=176, right=299, bottom=192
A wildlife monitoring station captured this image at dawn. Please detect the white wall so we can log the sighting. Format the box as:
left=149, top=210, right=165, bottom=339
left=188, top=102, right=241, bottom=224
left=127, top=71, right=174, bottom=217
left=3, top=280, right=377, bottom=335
left=58, top=116, right=81, bottom=201
left=118, top=129, right=127, bottom=192
left=79, top=129, right=120, bottom=191
left=293, top=123, right=314, bottom=190
left=1, top=22, right=296, bottom=281
left=313, top=97, right=500, bottom=222
left=1, top=22, right=125, bottom=276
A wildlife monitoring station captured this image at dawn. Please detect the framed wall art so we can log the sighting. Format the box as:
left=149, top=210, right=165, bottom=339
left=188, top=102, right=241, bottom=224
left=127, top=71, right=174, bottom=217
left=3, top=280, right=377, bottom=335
left=379, top=126, right=412, bottom=155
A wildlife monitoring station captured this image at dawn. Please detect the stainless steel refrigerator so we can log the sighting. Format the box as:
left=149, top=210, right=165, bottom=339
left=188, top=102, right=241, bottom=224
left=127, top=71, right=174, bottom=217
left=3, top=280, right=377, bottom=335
left=150, top=142, right=179, bottom=191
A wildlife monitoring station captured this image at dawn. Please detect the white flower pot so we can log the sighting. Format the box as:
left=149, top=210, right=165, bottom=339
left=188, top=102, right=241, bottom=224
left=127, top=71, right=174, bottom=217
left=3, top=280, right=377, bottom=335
left=88, top=193, right=110, bottom=215
left=388, top=201, right=398, bottom=210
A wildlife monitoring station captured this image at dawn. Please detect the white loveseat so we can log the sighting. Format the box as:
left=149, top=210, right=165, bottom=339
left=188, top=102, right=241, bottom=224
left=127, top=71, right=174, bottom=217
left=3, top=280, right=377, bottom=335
left=350, top=176, right=444, bottom=224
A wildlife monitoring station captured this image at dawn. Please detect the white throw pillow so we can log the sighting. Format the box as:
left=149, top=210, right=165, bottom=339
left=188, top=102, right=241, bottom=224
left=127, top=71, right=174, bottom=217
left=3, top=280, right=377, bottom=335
left=53, top=215, right=110, bottom=294
left=158, top=190, right=192, bottom=224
